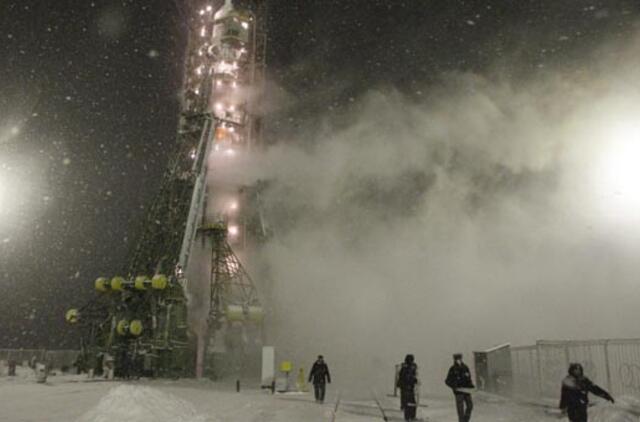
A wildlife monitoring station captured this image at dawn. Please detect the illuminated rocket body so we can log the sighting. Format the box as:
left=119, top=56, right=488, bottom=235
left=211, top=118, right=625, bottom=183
left=183, top=0, right=265, bottom=259
left=191, top=0, right=257, bottom=152
left=187, top=0, right=267, bottom=379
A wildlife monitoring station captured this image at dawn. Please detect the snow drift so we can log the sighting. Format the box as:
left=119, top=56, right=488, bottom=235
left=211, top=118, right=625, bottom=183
left=76, top=385, right=208, bottom=422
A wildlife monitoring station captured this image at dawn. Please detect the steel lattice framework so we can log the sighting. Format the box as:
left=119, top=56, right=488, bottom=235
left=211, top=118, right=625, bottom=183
left=200, top=222, right=260, bottom=325
left=66, top=0, right=268, bottom=379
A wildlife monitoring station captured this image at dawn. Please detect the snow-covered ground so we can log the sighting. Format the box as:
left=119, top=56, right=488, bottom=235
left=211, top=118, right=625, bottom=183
left=1, top=372, right=637, bottom=422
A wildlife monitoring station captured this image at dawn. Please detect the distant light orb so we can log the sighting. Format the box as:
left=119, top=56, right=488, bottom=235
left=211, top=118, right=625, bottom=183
left=10, top=126, right=19, bottom=136
left=594, top=121, right=640, bottom=221
left=228, top=225, right=239, bottom=236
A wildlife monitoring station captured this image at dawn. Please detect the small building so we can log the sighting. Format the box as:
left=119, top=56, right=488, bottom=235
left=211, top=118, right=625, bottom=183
left=474, top=343, right=512, bottom=395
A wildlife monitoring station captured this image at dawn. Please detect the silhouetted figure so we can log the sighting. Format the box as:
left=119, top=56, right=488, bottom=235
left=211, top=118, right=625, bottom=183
left=116, top=349, right=131, bottom=379
left=445, top=353, right=475, bottom=422
left=397, top=354, right=419, bottom=421
left=560, top=363, right=614, bottom=422
left=308, top=355, right=331, bottom=403
left=7, top=359, right=16, bottom=376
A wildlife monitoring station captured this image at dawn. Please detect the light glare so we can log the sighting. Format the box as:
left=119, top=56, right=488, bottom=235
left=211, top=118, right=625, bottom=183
left=594, top=121, right=640, bottom=221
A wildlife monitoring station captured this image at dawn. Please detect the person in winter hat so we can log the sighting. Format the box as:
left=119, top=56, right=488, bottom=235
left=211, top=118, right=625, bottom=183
left=308, top=355, right=331, bottom=403
left=397, top=354, right=419, bottom=421
left=560, top=363, right=614, bottom=422
left=445, top=353, right=475, bottom=422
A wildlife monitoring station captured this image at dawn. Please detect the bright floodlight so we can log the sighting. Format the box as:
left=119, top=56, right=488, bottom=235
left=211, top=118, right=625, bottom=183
left=228, top=225, right=239, bottom=236
left=596, top=121, right=640, bottom=219
left=229, top=201, right=238, bottom=211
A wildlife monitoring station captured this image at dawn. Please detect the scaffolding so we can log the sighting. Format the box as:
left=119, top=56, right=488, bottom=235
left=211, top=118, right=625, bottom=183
left=65, top=0, right=268, bottom=379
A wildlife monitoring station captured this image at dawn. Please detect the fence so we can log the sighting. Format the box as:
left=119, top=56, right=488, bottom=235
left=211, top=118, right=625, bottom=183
left=0, top=349, right=80, bottom=371
left=508, top=339, right=640, bottom=402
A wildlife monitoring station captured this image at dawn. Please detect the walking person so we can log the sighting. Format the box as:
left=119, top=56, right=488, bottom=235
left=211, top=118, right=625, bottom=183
left=560, top=363, right=614, bottom=422
left=308, top=355, right=331, bottom=403
left=445, top=353, right=475, bottom=422
left=397, top=354, right=419, bottom=421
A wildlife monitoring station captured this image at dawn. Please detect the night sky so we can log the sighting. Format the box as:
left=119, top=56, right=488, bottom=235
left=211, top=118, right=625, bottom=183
left=1, top=0, right=638, bottom=348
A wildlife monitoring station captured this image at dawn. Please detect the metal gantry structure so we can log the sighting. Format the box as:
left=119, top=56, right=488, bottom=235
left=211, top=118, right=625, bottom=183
left=66, top=0, right=268, bottom=379
left=200, top=222, right=262, bottom=327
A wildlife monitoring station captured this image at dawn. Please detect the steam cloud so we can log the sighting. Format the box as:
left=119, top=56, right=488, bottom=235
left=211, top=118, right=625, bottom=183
left=188, top=31, right=640, bottom=395
left=246, top=33, right=640, bottom=395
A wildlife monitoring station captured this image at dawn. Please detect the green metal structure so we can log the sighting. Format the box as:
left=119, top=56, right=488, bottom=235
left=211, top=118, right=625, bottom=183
left=65, top=0, right=268, bottom=379
left=67, top=275, right=191, bottom=377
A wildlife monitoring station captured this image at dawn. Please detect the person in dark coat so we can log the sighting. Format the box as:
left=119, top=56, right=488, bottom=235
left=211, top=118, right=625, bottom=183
left=397, top=354, right=419, bottom=421
left=308, top=355, right=331, bottom=403
left=445, top=353, right=475, bottom=422
left=560, top=363, right=614, bottom=422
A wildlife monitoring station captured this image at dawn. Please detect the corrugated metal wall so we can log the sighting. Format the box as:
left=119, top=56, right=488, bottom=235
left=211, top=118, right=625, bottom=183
left=511, top=345, right=538, bottom=399
left=510, top=339, right=640, bottom=402
left=606, top=339, right=640, bottom=396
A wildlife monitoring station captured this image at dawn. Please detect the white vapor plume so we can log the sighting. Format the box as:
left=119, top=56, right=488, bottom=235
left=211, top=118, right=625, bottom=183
left=216, top=33, right=640, bottom=395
